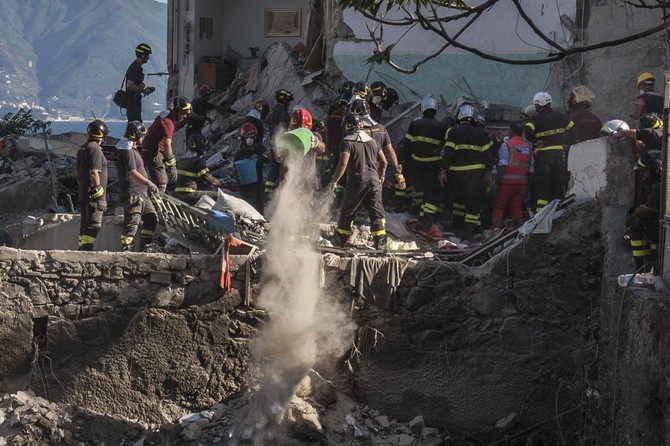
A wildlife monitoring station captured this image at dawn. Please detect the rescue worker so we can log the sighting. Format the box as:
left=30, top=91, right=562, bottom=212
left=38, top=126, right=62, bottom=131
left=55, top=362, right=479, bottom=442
left=438, top=104, right=494, bottom=240
left=626, top=151, right=661, bottom=271
left=618, top=114, right=663, bottom=158
left=331, top=113, right=388, bottom=249
left=245, top=99, right=270, bottom=145
left=567, top=86, right=602, bottom=142
left=370, top=81, right=387, bottom=122
left=267, top=89, right=293, bottom=140
left=633, top=72, right=663, bottom=119
left=142, top=96, right=192, bottom=192
left=264, top=108, right=325, bottom=201
left=76, top=119, right=109, bottom=251
left=174, top=134, right=223, bottom=205
left=382, top=88, right=400, bottom=112
left=326, top=81, right=354, bottom=201
left=234, top=122, right=266, bottom=212
left=125, top=43, right=155, bottom=122
left=185, top=85, right=228, bottom=139
left=402, top=96, right=446, bottom=228
left=116, top=121, right=159, bottom=251
left=491, top=121, right=534, bottom=228
left=523, top=91, right=574, bottom=212
left=350, top=97, right=405, bottom=202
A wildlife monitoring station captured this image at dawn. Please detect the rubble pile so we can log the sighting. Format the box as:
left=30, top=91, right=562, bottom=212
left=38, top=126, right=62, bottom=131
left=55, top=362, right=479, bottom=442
left=0, top=391, right=72, bottom=445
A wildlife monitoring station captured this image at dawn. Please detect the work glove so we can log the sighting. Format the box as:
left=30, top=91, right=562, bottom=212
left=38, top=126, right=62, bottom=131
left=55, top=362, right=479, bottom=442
left=146, top=181, right=158, bottom=195
left=395, top=173, right=406, bottom=190
left=310, top=134, right=320, bottom=150
left=88, top=184, right=104, bottom=200
left=396, top=164, right=403, bottom=174
left=329, top=182, right=338, bottom=197
left=166, top=165, right=178, bottom=183
left=164, top=156, right=177, bottom=168
left=143, top=86, right=156, bottom=96
left=90, top=199, right=107, bottom=212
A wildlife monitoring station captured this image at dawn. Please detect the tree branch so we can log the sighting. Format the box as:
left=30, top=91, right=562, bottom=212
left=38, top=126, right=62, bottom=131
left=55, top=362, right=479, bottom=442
left=511, top=0, right=566, bottom=52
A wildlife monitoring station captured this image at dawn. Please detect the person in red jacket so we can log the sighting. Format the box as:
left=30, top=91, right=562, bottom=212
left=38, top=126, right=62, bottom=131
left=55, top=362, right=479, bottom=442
left=492, top=121, right=534, bottom=228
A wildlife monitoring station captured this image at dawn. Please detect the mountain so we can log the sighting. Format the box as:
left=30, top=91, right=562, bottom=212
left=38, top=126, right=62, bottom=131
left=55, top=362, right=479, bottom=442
left=0, top=0, right=167, bottom=120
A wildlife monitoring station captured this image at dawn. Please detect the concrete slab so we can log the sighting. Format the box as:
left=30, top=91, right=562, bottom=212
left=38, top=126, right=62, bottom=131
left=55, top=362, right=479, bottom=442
left=18, top=216, right=124, bottom=252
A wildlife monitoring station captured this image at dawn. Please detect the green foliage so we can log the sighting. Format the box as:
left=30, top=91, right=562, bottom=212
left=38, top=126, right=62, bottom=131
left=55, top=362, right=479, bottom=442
left=366, top=44, right=396, bottom=64
left=0, top=109, right=51, bottom=139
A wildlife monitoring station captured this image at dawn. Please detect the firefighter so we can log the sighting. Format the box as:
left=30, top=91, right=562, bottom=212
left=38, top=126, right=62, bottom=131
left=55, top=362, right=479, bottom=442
left=350, top=97, right=405, bottom=202
left=402, top=96, right=446, bottom=228
left=142, top=96, right=192, bottom=192
left=491, top=121, right=534, bottom=228
left=331, top=113, right=388, bottom=249
left=76, top=119, right=109, bottom=251
left=116, top=121, right=159, bottom=251
left=174, top=134, right=223, bottom=205
left=234, top=122, right=266, bottom=212
left=523, top=91, right=574, bottom=212
left=618, top=114, right=663, bottom=159
left=326, top=81, right=354, bottom=202
left=567, top=86, right=602, bottom=143
left=439, top=104, right=494, bottom=240
left=185, top=85, right=228, bottom=139
left=633, top=72, right=663, bottom=119
left=267, top=89, right=293, bottom=140
left=370, top=81, right=387, bottom=122
left=245, top=99, right=270, bottom=145
left=626, top=151, right=661, bottom=271
left=264, top=108, right=324, bottom=202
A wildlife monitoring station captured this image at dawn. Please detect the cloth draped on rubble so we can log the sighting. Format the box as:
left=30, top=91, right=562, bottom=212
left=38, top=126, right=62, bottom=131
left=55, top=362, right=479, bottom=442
left=220, top=235, right=243, bottom=291
left=519, top=198, right=565, bottom=236
left=349, top=256, right=412, bottom=309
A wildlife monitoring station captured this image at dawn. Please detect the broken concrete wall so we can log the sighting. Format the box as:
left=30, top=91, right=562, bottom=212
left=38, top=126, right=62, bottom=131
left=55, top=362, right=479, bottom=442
left=0, top=248, right=254, bottom=424
left=345, top=202, right=603, bottom=434
left=564, top=1, right=664, bottom=125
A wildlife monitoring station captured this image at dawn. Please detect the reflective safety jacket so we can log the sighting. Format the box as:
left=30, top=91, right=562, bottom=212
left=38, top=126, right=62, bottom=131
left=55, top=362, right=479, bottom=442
left=500, top=136, right=532, bottom=186
left=441, top=122, right=494, bottom=172
left=524, top=108, right=574, bottom=153
left=175, top=156, right=217, bottom=193
left=403, top=116, right=447, bottom=166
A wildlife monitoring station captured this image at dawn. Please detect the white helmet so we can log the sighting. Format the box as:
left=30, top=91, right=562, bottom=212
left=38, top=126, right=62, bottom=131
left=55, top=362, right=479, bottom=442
left=457, top=104, right=476, bottom=122
left=420, top=97, right=438, bottom=114
left=533, top=91, right=552, bottom=107
left=571, top=86, right=595, bottom=105
left=600, top=119, right=630, bottom=135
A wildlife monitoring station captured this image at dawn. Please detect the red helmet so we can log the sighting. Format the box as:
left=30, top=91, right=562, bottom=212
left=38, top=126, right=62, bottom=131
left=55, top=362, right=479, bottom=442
left=199, top=85, right=213, bottom=96
left=253, top=99, right=270, bottom=118
left=289, top=108, right=313, bottom=130
left=240, top=122, right=258, bottom=138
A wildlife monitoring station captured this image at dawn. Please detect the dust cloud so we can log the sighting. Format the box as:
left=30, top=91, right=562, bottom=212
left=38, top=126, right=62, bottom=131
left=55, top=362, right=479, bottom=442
left=233, top=146, right=353, bottom=444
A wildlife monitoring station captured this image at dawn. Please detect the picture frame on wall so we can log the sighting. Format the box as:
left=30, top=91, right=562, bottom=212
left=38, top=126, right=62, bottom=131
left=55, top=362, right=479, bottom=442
left=265, top=8, right=302, bottom=37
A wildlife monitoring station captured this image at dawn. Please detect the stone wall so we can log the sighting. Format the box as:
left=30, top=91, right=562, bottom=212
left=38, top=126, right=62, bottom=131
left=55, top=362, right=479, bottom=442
left=0, top=248, right=256, bottom=424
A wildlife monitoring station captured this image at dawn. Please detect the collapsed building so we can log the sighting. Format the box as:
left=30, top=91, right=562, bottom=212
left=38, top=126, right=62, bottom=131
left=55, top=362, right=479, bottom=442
left=0, top=1, right=670, bottom=445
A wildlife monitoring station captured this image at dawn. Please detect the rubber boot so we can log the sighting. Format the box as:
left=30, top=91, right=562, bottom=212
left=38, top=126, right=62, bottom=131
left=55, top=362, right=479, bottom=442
left=373, top=235, right=387, bottom=251
left=336, top=233, right=349, bottom=248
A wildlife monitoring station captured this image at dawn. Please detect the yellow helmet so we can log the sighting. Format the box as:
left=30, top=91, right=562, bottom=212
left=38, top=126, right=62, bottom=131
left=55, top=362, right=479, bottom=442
left=637, top=72, right=655, bottom=88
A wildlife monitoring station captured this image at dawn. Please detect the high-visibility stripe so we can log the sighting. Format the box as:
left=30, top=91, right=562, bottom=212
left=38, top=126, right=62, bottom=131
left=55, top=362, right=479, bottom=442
left=395, top=190, right=407, bottom=197
left=630, top=239, right=645, bottom=247
left=465, top=213, right=480, bottom=224
left=422, top=202, right=439, bottom=213
left=534, top=145, right=564, bottom=152
left=448, top=164, right=485, bottom=171
left=632, top=249, right=646, bottom=257
left=451, top=142, right=492, bottom=152
left=525, top=122, right=536, bottom=131
left=141, top=229, right=154, bottom=236
left=336, top=227, right=352, bottom=235
left=120, top=235, right=134, bottom=244
left=411, top=154, right=441, bottom=162
left=178, top=170, right=199, bottom=177
left=405, top=135, right=442, bottom=145
left=371, top=228, right=386, bottom=236
left=453, top=203, right=465, bottom=209
left=175, top=187, right=197, bottom=193
left=78, top=235, right=96, bottom=245
left=265, top=181, right=276, bottom=186
left=535, top=128, right=565, bottom=138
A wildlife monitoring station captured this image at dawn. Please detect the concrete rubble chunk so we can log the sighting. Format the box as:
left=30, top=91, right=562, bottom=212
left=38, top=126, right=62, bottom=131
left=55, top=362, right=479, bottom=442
left=149, top=271, right=172, bottom=284
left=13, top=390, right=36, bottom=405
left=398, top=433, right=415, bottom=446
left=409, top=415, right=425, bottom=435
left=495, top=412, right=518, bottom=431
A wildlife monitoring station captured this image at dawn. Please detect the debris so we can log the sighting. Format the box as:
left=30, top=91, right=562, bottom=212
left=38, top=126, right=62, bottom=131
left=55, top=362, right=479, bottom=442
left=495, top=412, right=518, bottom=431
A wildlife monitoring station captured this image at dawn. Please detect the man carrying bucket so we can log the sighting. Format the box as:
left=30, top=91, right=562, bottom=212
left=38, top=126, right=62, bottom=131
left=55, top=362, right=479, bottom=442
left=173, top=134, right=223, bottom=205
left=234, top=122, right=266, bottom=212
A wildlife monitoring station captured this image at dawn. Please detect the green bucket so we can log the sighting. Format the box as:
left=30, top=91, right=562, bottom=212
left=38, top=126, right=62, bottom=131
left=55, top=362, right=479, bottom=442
left=277, top=128, right=313, bottom=161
